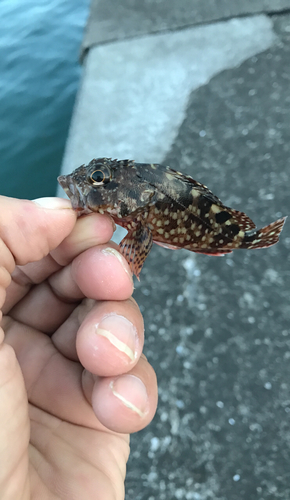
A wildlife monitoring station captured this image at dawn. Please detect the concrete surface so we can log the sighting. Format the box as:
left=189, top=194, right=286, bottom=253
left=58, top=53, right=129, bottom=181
left=60, top=2, right=290, bottom=499
left=82, top=0, right=290, bottom=49
left=60, top=15, right=275, bottom=174
left=127, top=15, right=290, bottom=500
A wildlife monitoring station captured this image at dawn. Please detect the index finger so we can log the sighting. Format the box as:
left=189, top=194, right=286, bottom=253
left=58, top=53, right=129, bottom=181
left=51, top=212, right=115, bottom=266
left=4, top=212, right=116, bottom=313
left=0, top=196, right=76, bottom=312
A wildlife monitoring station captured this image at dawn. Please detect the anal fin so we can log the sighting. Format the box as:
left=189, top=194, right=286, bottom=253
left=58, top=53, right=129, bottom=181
left=154, top=241, right=180, bottom=250
left=193, top=249, right=232, bottom=256
left=119, top=224, right=153, bottom=280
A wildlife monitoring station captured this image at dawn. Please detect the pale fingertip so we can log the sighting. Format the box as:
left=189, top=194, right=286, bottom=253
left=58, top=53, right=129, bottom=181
left=32, top=197, right=73, bottom=210
left=72, top=247, right=133, bottom=301
left=101, top=247, right=133, bottom=283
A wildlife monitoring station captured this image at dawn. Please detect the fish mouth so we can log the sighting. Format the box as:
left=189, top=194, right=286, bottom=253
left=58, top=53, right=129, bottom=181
left=57, top=174, right=87, bottom=212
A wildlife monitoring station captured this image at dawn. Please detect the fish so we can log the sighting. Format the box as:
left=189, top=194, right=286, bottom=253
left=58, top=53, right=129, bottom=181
left=58, top=158, right=286, bottom=279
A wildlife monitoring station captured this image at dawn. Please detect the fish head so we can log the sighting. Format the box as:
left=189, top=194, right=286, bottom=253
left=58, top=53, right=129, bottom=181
left=58, top=158, right=156, bottom=217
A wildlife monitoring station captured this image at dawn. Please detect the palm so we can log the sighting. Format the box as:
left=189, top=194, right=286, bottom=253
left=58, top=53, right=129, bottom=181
left=29, top=405, right=129, bottom=499
left=4, top=296, right=130, bottom=500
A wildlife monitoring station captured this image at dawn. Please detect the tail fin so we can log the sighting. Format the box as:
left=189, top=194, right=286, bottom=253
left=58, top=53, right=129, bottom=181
left=241, top=216, right=287, bottom=250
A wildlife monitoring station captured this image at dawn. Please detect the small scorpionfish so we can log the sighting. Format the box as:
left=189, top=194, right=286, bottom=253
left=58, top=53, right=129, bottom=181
left=58, top=158, right=286, bottom=279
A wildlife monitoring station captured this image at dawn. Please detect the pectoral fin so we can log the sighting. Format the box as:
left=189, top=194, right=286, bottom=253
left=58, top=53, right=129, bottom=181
left=119, top=224, right=153, bottom=280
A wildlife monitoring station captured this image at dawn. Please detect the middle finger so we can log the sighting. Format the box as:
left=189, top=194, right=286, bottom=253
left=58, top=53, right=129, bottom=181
left=3, top=213, right=115, bottom=313
left=8, top=243, right=133, bottom=333
left=53, top=297, right=144, bottom=376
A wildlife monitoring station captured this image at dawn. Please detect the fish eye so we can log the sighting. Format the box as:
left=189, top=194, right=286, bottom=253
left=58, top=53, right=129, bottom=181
left=90, top=166, right=111, bottom=185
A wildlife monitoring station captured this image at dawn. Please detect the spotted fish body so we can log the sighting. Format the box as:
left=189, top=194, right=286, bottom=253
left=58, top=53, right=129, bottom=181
left=58, top=158, right=286, bottom=279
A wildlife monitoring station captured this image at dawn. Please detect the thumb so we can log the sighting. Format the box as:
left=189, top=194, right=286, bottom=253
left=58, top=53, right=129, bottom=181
left=0, top=340, right=30, bottom=497
left=0, top=195, right=76, bottom=496
left=0, top=195, right=76, bottom=268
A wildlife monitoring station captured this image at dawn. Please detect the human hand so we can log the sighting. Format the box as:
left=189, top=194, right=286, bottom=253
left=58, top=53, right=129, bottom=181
left=0, top=196, right=158, bottom=500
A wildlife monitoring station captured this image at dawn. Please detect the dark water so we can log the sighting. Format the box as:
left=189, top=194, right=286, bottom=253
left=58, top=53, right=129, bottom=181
left=0, top=0, right=90, bottom=199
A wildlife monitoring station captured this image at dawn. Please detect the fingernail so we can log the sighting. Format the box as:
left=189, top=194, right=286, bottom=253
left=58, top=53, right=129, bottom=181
left=110, top=375, right=148, bottom=417
left=96, top=314, right=138, bottom=362
left=32, top=197, right=73, bottom=209
left=101, top=247, right=133, bottom=282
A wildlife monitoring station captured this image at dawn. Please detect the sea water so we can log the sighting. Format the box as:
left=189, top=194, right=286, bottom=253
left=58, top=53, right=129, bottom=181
left=0, top=0, right=89, bottom=199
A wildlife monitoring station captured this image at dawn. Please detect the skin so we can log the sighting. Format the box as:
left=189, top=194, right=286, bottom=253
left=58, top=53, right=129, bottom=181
left=0, top=195, right=158, bottom=500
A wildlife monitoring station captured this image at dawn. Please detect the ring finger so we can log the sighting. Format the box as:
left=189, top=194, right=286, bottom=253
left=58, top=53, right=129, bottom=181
left=53, top=297, right=144, bottom=377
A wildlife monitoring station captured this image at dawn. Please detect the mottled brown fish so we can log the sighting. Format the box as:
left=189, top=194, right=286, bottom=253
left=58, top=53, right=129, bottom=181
left=58, top=158, right=286, bottom=279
